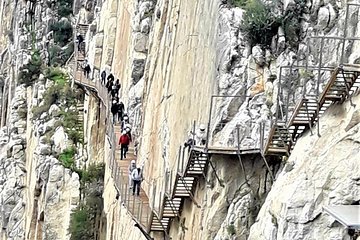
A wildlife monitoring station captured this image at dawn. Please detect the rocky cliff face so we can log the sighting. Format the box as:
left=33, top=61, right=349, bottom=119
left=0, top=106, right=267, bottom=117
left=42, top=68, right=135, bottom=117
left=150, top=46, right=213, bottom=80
left=249, top=94, right=360, bottom=240
left=1, top=0, right=360, bottom=239
left=0, top=0, right=107, bottom=239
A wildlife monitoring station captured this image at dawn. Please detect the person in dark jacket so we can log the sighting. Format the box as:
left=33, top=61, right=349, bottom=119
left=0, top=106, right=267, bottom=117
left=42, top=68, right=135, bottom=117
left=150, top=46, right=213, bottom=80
left=76, top=33, right=84, bottom=52
left=84, top=63, right=91, bottom=79
left=107, top=73, right=115, bottom=82
left=119, top=130, right=131, bottom=160
left=111, top=100, right=119, bottom=123
left=101, top=70, right=106, bottom=85
left=111, top=83, right=118, bottom=97
left=117, top=101, right=125, bottom=122
left=107, top=79, right=113, bottom=93
left=115, top=79, right=121, bottom=97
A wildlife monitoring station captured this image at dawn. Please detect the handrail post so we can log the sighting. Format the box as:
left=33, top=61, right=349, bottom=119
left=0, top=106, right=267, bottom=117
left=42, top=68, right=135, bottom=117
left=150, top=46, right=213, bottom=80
left=131, top=193, right=135, bottom=213
left=124, top=183, right=128, bottom=205
left=340, top=3, right=350, bottom=66
left=275, top=67, right=283, bottom=125
left=158, top=191, right=162, bottom=216
left=177, top=146, right=181, bottom=174
left=192, top=120, right=196, bottom=147
left=205, top=96, right=214, bottom=152
left=316, top=36, right=325, bottom=137
left=152, top=182, right=156, bottom=210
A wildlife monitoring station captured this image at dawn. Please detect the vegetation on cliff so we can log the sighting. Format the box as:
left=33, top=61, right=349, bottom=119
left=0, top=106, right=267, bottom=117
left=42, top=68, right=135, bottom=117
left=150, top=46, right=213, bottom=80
left=237, top=0, right=307, bottom=48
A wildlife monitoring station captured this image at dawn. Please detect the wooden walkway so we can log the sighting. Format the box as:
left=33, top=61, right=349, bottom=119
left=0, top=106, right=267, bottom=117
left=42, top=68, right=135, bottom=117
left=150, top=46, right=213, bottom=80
left=112, top=125, right=153, bottom=230
left=69, top=24, right=160, bottom=234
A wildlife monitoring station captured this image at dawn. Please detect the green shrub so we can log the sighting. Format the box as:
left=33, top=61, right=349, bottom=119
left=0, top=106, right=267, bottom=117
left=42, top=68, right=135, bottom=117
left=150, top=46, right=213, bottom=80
left=17, top=108, right=28, bottom=119
left=43, top=84, right=63, bottom=106
left=50, top=21, right=73, bottom=47
left=57, top=0, right=73, bottom=18
left=46, top=67, right=69, bottom=85
left=69, top=205, right=93, bottom=240
left=32, top=104, right=51, bottom=119
left=32, top=82, right=64, bottom=119
left=281, top=0, right=307, bottom=49
left=18, top=50, right=42, bottom=87
left=240, top=0, right=281, bottom=47
left=226, top=224, right=236, bottom=235
left=67, top=130, right=83, bottom=145
left=49, top=43, right=74, bottom=66
left=80, top=164, right=105, bottom=183
left=231, top=0, right=248, bottom=7
left=59, top=147, right=76, bottom=168
left=59, top=109, right=83, bottom=144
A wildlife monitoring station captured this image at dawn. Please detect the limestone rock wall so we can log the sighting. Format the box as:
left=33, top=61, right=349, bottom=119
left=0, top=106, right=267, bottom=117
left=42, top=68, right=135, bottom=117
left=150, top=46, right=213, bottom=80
left=139, top=0, right=218, bottom=197
left=0, top=0, right=86, bottom=239
left=248, top=94, right=360, bottom=240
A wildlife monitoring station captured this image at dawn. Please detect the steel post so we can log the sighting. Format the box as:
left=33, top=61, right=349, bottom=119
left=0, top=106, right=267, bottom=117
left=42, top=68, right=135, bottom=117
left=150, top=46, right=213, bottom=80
left=205, top=96, right=214, bottom=152
left=341, top=4, right=350, bottom=66
left=316, top=36, right=325, bottom=137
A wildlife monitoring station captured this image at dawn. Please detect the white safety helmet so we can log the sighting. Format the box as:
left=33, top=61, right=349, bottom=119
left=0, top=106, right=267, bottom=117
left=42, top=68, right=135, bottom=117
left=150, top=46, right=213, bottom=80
left=122, top=130, right=127, bottom=134
left=124, top=116, right=129, bottom=121
left=131, top=160, right=136, bottom=164
left=199, top=124, right=206, bottom=131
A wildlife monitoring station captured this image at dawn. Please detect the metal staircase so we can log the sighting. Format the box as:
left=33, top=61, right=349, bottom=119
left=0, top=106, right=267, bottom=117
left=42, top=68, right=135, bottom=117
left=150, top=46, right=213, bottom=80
left=265, top=121, right=292, bottom=156
left=318, top=65, right=360, bottom=107
left=149, top=147, right=209, bottom=233
left=266, top=65, right=360, bottom=156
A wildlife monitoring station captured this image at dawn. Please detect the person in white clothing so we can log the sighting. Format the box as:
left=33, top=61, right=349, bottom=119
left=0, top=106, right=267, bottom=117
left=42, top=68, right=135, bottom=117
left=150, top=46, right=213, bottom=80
left=128, top=160, right=136, bottom=189
left=131, top=167, right=143, bottom=196
left=195, top=124, right=207, bottom=146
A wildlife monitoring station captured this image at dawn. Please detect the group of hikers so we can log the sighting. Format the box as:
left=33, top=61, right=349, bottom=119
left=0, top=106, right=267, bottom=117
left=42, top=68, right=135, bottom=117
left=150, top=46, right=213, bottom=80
left=75, top=29, right=209, bottom=198
left=75, top=29, right=143, bottom=196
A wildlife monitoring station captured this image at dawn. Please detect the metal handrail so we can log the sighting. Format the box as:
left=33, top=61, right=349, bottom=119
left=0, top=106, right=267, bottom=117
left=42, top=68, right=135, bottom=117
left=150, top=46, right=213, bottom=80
left=68, top=23, right=157, bottom=234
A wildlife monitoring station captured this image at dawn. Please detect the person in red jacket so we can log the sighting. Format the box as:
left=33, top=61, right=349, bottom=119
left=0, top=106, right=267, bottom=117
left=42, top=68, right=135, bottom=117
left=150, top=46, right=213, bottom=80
left=119, top=130, right=131, bottom=160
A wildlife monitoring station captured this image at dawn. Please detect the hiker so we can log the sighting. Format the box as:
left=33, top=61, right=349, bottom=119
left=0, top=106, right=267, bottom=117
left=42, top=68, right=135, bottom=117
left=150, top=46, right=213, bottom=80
left=76, top=33, right=84, bottom=52
left=115, top=79, right=121, bottom=96
left=131, top=167, right=143, bottom=196
left=117, top=101, right=125, bottom=122
left=125, top=126, right=132, bottom=142
left=106, top=79, right=113, bottom=93
left=82, top=61, right=91, bottom=79
left=101, top=70, right=106, bottom=85
left=121, top=115, right=130, bottom=131
left=111, top=100, right=119, bottom=123
left=195, top=124, right=207, bottom=146
left=184, top=137, right=195, bottom=152
left=119, top=130, right=131, bottom=160
left=111, top=83, right=118, bottom=98
left=107, top=73, right=115, bottom=83
left=128, top=160, right=136, bottom=189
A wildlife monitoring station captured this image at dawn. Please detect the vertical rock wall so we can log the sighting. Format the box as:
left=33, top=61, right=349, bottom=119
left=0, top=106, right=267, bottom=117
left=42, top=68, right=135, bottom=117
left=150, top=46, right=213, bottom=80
left=248, top=94, right=360, bottom=240
left=139, top=0, right=218, bottom=198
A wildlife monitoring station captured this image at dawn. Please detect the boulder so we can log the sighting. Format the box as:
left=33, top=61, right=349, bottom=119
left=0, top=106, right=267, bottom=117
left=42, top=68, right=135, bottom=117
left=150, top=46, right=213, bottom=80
left=131, top=58, right=146, bottom=84
left=51, top=127, right=70, bottom=153
left=133, top=32, right=149, bottom=53
left=252, top=45, right=265, bottom=66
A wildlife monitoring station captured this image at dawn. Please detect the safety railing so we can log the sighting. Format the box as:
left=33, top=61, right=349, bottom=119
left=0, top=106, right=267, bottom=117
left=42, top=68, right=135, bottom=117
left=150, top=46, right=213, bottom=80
left=67, top=22, right=158, bottom=235
left=265, top=2, right=360, bottom=156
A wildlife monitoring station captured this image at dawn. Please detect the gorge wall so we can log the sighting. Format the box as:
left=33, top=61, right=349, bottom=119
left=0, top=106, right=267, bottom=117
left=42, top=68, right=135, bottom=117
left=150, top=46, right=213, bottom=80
left=0, top=0, right=359, bottom=239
